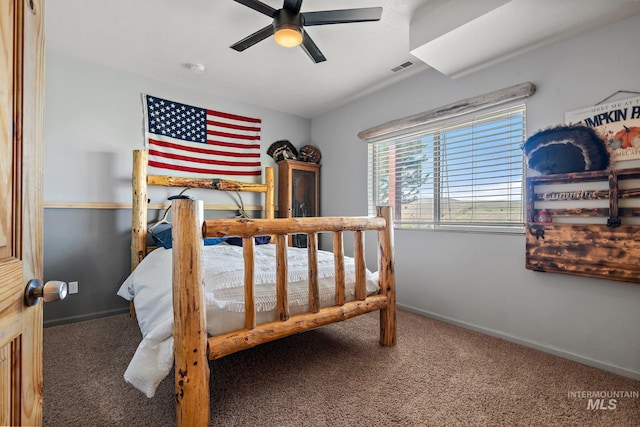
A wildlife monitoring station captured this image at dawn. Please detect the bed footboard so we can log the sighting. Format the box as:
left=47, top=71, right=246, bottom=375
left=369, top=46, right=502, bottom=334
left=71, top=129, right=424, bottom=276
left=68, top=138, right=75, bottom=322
left=171, top=199, right=396, bottom=427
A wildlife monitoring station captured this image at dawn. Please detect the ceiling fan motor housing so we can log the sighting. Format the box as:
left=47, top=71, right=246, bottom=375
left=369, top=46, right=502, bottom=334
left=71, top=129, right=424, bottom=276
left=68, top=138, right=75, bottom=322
left=274, top=8, right=303, bottom=34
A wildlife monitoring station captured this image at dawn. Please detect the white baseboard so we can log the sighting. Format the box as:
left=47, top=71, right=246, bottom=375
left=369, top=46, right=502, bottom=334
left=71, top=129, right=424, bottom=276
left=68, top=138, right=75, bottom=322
left=398, top=303, right=640, bottom=381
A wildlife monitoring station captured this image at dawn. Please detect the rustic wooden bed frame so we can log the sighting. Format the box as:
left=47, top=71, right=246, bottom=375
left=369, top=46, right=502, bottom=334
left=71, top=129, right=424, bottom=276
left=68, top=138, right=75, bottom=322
left=130, top=149, right=397, bottom=426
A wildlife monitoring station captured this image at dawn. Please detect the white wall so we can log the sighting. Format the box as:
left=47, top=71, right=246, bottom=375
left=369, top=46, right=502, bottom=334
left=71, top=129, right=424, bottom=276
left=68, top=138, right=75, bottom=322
left=44, top=52, right=311, bottom=207
left=311, top=14, right=640, bottom=379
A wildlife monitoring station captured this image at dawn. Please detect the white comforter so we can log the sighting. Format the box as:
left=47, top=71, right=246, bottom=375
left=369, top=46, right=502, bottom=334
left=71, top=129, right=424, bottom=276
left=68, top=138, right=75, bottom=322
left=117, top=243, right=378, bottom=397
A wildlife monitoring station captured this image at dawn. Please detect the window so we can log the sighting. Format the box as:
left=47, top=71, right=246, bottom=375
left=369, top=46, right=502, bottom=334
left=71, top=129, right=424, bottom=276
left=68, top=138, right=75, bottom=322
left=368, top=103, right=526, bottom=232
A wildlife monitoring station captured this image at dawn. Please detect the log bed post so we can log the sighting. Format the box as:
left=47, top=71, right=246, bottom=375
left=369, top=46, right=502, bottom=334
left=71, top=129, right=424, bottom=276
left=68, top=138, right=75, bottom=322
left=172, top=199, right=210, bottom=427
left=377, top=206, right=397, bottom=347
left=131, top=149, right=148, bottom=271
left=131, top=150, right=148, bottom=318
left=265, top=166, right=275, bottom=220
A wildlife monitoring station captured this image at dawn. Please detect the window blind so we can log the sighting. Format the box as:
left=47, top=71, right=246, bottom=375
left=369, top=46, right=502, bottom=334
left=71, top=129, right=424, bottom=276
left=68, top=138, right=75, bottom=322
left=368, top=103, right=526, bottom=232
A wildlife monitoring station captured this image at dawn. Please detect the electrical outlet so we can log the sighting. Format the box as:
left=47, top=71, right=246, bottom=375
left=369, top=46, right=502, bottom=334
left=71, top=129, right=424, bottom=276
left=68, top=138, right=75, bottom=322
left=68, top=281, right=79, bottom=294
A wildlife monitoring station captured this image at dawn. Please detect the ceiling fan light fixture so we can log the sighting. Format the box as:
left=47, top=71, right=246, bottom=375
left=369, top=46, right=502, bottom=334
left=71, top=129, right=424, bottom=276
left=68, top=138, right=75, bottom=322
left=230, top=1, right=383, bottom=63
left=274, top=24, right=303, bottom=48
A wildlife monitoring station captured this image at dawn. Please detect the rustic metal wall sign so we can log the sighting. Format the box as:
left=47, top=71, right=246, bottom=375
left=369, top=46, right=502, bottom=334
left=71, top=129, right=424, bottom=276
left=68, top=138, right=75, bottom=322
left=565, top=95, right=640, bottom=162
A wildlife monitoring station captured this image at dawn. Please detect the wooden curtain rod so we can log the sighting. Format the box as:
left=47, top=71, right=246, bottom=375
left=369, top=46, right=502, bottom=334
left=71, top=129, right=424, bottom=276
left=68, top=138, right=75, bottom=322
left=357, top=82, right=536, bottom=141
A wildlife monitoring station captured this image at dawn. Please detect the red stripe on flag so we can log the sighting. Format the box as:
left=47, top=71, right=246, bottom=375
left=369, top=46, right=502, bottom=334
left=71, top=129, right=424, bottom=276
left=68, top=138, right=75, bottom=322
left=207, top=109, right=261, bottom=124
left=206, top=119, right=261, bottom=133
left=149, top=149, right=261, bottom=167
left=149, top=160, right=262, bottom=176
left=149, top=138, right=259, bottom=158
left=207, top=130, right=260, bottom=140
left=206, top=139, right=261, bottom=150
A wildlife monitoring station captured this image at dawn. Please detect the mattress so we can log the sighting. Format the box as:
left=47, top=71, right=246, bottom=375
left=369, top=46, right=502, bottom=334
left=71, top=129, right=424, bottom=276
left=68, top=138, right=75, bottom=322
left=117, top=243, right=379, bottom=397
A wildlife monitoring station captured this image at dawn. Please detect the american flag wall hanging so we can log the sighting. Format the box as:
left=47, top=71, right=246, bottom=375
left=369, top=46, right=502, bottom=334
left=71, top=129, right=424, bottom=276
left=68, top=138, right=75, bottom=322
left=143, top=94, right=262, bottom=178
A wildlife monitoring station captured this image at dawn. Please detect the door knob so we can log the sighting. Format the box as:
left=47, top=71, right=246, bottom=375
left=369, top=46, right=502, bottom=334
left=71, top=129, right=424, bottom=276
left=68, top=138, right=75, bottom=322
left=24, top=279, right=68, bottom=306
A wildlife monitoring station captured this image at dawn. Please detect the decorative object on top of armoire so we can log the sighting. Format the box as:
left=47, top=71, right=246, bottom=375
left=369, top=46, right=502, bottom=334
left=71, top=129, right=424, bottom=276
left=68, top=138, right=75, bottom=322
left=525, top=167, right=640, bottom=284
left=267, top=139, right=298, bottom=162
left=297, top=144, right=322, bottom=163
left=278, top=159, right=321, bottom=247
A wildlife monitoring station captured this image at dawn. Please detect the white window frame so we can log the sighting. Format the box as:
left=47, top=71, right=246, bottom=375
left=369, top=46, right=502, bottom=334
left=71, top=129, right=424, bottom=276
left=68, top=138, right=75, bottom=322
left=363, top=85, right=535, bottom=234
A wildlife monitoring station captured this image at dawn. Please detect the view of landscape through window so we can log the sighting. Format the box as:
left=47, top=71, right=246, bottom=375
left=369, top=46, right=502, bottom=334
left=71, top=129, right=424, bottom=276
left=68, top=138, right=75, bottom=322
left=368, top=104, right=526, bottom=231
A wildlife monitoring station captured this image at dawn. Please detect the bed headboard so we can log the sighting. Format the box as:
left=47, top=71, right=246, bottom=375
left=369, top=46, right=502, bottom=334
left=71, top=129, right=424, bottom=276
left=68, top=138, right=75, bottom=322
left=131, top=149, right=275, bottom=272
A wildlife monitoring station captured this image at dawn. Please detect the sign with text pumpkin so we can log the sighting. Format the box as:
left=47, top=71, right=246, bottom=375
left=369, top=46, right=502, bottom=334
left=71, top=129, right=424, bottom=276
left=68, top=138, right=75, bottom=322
left=565, top=95, right=640, bottom=162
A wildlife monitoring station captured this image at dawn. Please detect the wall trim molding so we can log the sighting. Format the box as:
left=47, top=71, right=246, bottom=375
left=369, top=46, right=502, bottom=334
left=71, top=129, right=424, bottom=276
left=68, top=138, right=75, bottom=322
left=44, top=201, right=266, bottom=211
left=398, top=303, right=640, bottom=381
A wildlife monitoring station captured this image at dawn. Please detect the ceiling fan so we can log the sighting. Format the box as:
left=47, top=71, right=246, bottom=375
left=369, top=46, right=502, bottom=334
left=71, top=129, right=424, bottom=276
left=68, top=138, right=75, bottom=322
left=230, top=0, right=383, bottom=63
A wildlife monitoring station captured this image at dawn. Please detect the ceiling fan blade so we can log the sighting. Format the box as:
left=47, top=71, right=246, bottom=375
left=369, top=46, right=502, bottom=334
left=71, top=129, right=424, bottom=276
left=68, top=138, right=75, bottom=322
left=233, top=0, right=276, bottom=17
left=302, top=7, right=382, bottom=26
left=300, top=32, right=326, bottom=63
left=283, top=0, right=303, bottom=14
left=230, top=24, right=275, bottom=52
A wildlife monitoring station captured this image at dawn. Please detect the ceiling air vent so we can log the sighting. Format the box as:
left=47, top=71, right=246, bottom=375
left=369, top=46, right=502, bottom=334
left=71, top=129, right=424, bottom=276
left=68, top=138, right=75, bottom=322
left=391, top=60, right=414, bottom=72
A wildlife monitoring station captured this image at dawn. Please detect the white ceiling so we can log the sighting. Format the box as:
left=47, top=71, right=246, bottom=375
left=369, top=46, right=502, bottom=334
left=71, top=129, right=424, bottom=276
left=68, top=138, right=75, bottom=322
left=45, top=0, right=640, bottom=119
